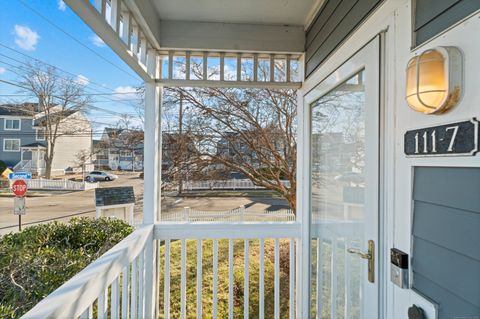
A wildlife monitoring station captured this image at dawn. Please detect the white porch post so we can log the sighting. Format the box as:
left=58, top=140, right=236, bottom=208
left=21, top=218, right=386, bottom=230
left=143, top=49, right=161, bottom=319
left=143, top=50, right=161, bottom=224
left=296, top=85, right=310, bottom=318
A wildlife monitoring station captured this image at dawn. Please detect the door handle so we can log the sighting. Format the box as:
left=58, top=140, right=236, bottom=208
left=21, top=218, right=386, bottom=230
left=347, top=240, right=375, bottom=283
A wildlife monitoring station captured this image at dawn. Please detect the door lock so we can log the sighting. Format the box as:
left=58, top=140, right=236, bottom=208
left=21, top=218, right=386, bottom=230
left=348, top=240, right=375, bottom=283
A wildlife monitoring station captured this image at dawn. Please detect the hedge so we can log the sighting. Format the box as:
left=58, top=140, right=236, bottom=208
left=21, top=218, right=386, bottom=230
left=0, top=218, right=133, bottom=318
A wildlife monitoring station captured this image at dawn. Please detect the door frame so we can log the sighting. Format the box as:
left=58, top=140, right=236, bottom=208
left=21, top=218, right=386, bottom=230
left=307, top=36, right=381, bottom=318
left=296, top=3, right=401, bottom=318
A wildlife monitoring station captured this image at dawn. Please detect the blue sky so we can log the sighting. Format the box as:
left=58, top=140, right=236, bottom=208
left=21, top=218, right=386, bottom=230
left=0, top=0, right=144, bottom=138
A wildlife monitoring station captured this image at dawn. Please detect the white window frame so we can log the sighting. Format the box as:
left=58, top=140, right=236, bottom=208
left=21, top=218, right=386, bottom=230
left=4, top=118, right=21, bottom=131
left=36, top=128, right=46, bottom=141
left=3, top=139, right=21, bottom=152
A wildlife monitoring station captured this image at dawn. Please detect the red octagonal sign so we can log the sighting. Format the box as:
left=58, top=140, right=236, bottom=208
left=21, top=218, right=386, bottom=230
left=11, top=180, right=28, bottom=197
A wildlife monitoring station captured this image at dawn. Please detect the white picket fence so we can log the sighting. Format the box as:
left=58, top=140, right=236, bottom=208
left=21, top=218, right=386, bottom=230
left=166, top=179, right=291, bottom=191
left=26, top=178, right=99, bottom=191
left=160, top=206, right=295, bottom=222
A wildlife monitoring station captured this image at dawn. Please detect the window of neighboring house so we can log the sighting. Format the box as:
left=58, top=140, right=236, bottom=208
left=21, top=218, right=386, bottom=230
left=4, top=119, right=21, bottom=130
left=121, top=151, right=131, bottom=157
left=36, top=128, right=46, bottom=141
left=3, top=139, right=20, bottom=152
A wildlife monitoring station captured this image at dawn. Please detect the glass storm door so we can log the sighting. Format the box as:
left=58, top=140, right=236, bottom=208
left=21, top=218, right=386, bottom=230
left=307, top=37, right=380, bottom=319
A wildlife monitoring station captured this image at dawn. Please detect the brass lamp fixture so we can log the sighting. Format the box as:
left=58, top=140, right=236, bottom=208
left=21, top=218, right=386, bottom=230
left=406, top=46, right=463, bottom=114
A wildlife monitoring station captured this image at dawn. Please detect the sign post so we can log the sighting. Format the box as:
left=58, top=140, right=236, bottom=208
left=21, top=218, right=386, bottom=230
left=11, top=179, right=28, bottom=231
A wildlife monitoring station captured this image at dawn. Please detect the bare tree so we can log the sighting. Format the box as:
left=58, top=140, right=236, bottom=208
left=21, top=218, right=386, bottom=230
left=165, top=87, right=298, bottom=212
left=18, top=62, right=91, bottom=178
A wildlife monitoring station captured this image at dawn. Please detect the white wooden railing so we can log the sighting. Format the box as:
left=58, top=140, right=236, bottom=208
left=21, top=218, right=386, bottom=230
left=20, top=218, right=367, bottom=319
left=27, top=178, right=99, bottom=191
left=21, top=222, right=301, bottom=319
left=155, top=222, right=300, bottom=319
left=21, top=225, right=155, bottom=319
left=165, top=179, right=291, bottom=191
left=160, top=206, right=295, bottom=222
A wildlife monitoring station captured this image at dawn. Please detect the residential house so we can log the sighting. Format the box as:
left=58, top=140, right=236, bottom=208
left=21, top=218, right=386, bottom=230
left=25, top=1, right=480, bottom=319
left=0, top=103, right=92, bottom=176
left=94, top=127, right=144, bottom=171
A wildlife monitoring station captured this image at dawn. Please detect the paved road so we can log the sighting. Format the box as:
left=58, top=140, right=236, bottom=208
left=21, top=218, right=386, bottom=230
left=0, top=172, right=288, bottom=235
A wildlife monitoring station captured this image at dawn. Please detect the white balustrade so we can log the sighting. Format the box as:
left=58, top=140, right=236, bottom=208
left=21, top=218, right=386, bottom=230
left=21, top=225, right=154, bottom=319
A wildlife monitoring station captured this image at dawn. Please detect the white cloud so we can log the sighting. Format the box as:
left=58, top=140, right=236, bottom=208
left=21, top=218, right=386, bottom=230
left=58, top=0, right=66, bottom=11
left=76, top=74, right=89, bottom=86
left=0, top=67, right=6, bottom=75
left=13, top=25, right=40, bottom=51
left=90, top=34, right=106, bottom=47
left=114, top=86, right=138, bottom=100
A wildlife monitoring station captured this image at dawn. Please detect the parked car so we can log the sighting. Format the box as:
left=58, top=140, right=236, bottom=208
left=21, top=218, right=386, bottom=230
left=85, top=171, right=118, bottom=182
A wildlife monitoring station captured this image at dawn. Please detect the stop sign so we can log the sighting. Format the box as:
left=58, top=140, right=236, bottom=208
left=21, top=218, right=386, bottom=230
left=11, top=180, right=28, bottom=197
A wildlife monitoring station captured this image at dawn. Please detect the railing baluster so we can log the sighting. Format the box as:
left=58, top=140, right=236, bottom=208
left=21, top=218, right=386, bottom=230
left=244, top=239, right=249, bottom=319
left=213, top=239, right=219, bottom=318
left=286, top=55, right=291, bottom=82
left=131, top=256, right=138, bottom=319
left=316, top=238, right=322, bottom=318
left=236, top=53, right=242, bottom=82
left=220, top=53, right=225, bottom=81
left=259, top=238, right=265, bottom=319
left=228, top=239, right=234, bottom=319
left=164, top=240, right=171, bottom=319
left=331, top=238, right=338, bottom=319
left=344, top=238, right=351, bottom=318
left=168, top=51, right=173, bottom=80
left=274, top=239, right=280, bottom=319
left=181, top=239, right=187, bottom=319
left=185, top=51, right=191, bottom=81
left=122, top=266, right=130, bottom=319
left=289, top=239, right=295, bottom=319
left=203, top=52, right=208, bottom=80
left=270, top=54, right=275, bottom=82
left=138, top=249, right=145, bottom=319
left=79, top=305, right=92, bottom=319
left=196, top=240, right=203, bottom=319
left=98, top=287, right=108, bottom=319
left=111, top=277, right=120, bottom=319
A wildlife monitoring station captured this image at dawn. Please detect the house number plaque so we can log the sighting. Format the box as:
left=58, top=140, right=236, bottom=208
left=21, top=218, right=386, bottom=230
left=404, top=119, right=479, bottom=156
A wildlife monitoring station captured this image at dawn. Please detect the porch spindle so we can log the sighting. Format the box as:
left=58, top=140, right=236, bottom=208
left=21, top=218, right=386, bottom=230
left=259, top=238, right=265, bottom=319
left=331, top=238, right=338, bottom=319
left=181, top=239, right=187, bottom=319
left=97, top=287, right=108, bottom=319
left=316, top=238, right=322, bottom=317
left=289, top=239, right=295, bottom=319
left=111, top=277, right=120, bottom=319
left=138, top=249, right=145, bottom=319
left=196, top=240, right=203, bottom=319
left=131, top=256, right=138, bottom=319
left=244, top=240, right=249, bottom=319
left=164, top=240, right=171, bottom=319
left=122, top=266, right=130, bottom=318
left=274, top=239, right=280, bottom=319
left=79, top=305, right=92, bottom=319
left=213, top=239, right=219, bottom=318
left=228, top=239, right=234, bottom=319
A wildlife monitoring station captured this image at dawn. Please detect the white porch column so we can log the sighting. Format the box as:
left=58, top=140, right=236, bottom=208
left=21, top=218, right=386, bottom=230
left=296, top=85, right=310, bottom=318
left=143, top=49, right=161, bottom=319
left=143, top=50, right=161, bottom=224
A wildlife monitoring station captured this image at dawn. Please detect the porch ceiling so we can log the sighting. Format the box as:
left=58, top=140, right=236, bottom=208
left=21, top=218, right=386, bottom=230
left=150, top=0, right=322, bottom=26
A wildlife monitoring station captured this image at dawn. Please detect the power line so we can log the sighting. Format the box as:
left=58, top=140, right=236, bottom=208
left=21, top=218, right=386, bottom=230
left=0, top=78, right=138, bottom=118
left=0, top=53, right=144, bottom=109
left=14, top=0, right=140, bottom=82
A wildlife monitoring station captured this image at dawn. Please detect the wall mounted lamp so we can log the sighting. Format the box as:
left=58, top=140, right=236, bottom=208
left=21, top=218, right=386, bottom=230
left=406, top=46, right=463, bottom=114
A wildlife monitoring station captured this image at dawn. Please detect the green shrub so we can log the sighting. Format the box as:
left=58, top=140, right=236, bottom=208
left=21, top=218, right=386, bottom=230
left=0, top=160, right=6, bottom=175
left=0, top=217, right=133, bottom=318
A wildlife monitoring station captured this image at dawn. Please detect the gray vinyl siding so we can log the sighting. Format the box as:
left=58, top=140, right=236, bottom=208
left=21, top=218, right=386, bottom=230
left=305, top=0, right=383, bottom=78
left=414, top=0, right=480, bottom=46
left=412, top=167, right=480, bottom=319
left=0, top=118, right=38, bottom=167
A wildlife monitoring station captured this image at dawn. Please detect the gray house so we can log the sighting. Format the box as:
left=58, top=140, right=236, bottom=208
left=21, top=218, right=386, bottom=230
left=0, top=103, right=93, bottom=176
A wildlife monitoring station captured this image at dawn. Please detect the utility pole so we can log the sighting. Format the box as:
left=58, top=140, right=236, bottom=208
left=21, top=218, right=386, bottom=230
left=178, top=92, right=184, bottom=195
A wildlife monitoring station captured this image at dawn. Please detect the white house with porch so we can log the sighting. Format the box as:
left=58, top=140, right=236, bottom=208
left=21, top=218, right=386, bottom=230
left=22, top=0, right=480, bottom=319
